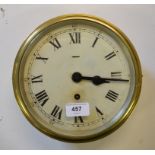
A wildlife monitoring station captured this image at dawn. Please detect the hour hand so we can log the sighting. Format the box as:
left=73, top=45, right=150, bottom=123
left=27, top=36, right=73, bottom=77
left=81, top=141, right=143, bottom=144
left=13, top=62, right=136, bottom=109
left=72, top=72, right=129, bottom=85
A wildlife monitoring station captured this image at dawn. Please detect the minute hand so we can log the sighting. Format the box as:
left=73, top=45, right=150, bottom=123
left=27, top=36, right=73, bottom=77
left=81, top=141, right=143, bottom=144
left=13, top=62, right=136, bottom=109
left=101, top=77, right=129, bottom=82
left=90, top=76, right=129, bottom=85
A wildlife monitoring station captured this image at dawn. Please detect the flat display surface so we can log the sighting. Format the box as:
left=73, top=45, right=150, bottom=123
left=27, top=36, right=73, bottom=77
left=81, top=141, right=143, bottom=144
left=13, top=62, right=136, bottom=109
left=0, top=4, right=155, bottom=149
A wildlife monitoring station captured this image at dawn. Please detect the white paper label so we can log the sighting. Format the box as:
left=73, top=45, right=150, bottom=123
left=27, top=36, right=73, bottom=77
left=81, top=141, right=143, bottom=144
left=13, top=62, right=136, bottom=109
left=66, top=103, right=90, bottom=117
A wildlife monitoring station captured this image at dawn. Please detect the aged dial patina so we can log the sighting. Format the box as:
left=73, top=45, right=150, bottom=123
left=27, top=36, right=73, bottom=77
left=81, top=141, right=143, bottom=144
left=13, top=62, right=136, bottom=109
left=13, top=14, right=142, bottom=141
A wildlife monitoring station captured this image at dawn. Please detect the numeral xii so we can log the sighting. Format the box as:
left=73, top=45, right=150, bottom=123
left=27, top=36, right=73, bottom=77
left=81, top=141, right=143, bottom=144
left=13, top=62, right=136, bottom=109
left=69, top=32, right=81, bottom=44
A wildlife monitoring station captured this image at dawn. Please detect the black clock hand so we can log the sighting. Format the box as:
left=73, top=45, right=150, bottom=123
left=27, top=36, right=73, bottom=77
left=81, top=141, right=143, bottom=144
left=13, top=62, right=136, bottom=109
left=72, top=72, right=129, bottom=85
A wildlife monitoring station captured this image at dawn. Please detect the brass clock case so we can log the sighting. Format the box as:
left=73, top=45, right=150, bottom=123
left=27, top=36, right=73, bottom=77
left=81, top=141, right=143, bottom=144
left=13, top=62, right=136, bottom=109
left=12, top=14, right=142, bottom=142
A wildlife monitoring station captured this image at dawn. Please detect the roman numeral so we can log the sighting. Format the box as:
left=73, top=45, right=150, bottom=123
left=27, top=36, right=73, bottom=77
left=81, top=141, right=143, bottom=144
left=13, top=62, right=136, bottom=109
left=34, top=53, right=48, bottom=63
left=74, top=116, right=83, bottom=123
left=69, top=32, right=81, bottom=44
left=31, top=75, right=43, bottom=83
left=49, top=37, right=61, bottom=50
left=111, top=72, right=122, bottom=77
left=92, top=37, right=99, bottom=47
left=105, top=51, right=116, bottom=60
left=105, top=90, right=119, bottom=102
left=35, top=90, right=49, bottom=106
left=95, top=107, right=104, bottom=116
left=51, top=105, right=62, bottom=120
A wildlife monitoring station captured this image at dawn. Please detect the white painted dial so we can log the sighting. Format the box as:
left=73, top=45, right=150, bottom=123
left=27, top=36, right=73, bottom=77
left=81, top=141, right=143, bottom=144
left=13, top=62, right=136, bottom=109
left=13, top=15, right=142, bottom=141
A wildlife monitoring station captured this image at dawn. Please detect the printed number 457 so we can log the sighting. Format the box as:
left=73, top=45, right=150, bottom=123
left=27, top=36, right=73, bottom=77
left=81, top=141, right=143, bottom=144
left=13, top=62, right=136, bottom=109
left=72, top=106, right=81, bottom=111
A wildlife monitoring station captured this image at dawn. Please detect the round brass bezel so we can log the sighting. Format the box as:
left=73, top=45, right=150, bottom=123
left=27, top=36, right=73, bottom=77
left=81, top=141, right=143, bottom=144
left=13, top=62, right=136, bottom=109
left=12, top=14, right=142, bottom=142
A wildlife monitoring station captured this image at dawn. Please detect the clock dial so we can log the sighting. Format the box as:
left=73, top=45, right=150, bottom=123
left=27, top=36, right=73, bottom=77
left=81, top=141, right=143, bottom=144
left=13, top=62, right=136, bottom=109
left=13, top=14, right=142, bottom=141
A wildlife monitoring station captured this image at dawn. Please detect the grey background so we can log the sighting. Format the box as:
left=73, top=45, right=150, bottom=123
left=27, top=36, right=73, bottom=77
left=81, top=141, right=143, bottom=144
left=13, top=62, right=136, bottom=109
left=0, top=4, right=155, bottom=149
